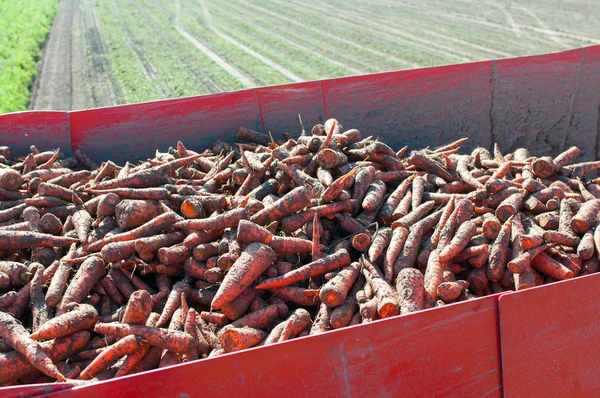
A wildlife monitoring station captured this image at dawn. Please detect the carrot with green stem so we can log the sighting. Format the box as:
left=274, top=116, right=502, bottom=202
left=211, top=243, right=275, bottom=310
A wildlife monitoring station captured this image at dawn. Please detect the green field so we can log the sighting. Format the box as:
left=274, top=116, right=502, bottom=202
left=0, top=0, right=57, bottom=114
left=19, top=0, right=600, bottom=111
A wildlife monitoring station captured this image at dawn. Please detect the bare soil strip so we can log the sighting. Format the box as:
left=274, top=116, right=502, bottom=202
left=30, top=0, right=74, bottom=110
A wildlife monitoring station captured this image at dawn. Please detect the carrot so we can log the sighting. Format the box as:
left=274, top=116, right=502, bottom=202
left=487, top=216, right=513, bottom=282
left=156, top=281, right=190, bottom=327
left=94, top=322, right=193, bottom=354
left=200, top=311, right=228, bottom=327
left=0, top=261, right=29, bottom=286
left=409, top=151, right=453, bottom=181
left=173, top=207, right=247, bottom=231
left=392, top=222, right=424, bottom=277
left=581, top=257, right=600, bottom=275
left=392, top=200, right=435, bottom=229
left=79, top=335, right=145, bottom=380
left=530, top=251, right=574, bottom=280
left=362, top=258, right=399, bottom=318
left=438, top=220, right=477, bottom=262
left=256, top=249, right=350, bottom=290
left=30, top=303, right=97, bottom=341
left=57, top=256, right=105, bottom=314
left=277, top=308, right=311, bottom=341
left=0, top=330, right=89, bottom=384
left=270, top=286, right=320, bottom=306
left=495, top=192, right=524, bottom=223
left=0, top=312, right=66, bottom=381
left=0, top=230, right=77, bottom=250
left=309, top=304, right=335, bottom=337
left=377, top=175, right=415, bottom=225
left=0, top=169, right=22, bottom=191
left=29, top=265, right=50, bottom=332
left=350, top=232, right=370, bottom=252
left=437, top=280, right=469, bottom=302
left=0, top=291, right=18, bottom=308
left=87, top=211, right=179, bottom=252
left=577, top=230, right=595, bottom=260
left=122, top=290, right=152, bottom=325
left=362, top=180, right=387, bottom=212
left=211, top=243, right=275, bottom=310
left=329, top=279, right=362, bottom=329
left=231, top=302, right=288, bottom=329
left=395, top=268, right=424, bottom=314
left=319, top=262, right=360, bottom=308
left=220, top=326, right=267, bottom=353
left=571, top=199, right=600, bottom=234
left=352, top=166, right=375, bottom=203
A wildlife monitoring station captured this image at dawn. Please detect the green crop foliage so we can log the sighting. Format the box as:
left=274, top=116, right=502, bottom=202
left=0, top=0, right=58, bottom=114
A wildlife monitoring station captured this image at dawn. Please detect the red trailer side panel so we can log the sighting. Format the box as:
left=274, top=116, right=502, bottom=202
left=43, top=296, right=501, bottom=398
left=500, top=273, right=600, bottom=397
left=0, top=111, right=71, bottom=157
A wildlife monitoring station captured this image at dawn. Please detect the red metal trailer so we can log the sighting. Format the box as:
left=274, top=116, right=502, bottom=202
left=1, top=45, right=599, bottom=397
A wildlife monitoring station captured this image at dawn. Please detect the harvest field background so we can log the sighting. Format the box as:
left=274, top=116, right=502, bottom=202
left=3, top=0, right=600, bottom=113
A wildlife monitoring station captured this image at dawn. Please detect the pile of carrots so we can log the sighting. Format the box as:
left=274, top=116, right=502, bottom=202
left=1, top=118, right=600, bottom=386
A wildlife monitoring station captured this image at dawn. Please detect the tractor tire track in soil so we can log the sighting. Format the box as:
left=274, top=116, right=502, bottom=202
left=30, top=0, right=73, bottom=110
left=31, top=0, right=122, bottom=111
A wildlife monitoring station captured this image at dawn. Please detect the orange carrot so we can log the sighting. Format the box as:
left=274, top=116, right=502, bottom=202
left=79, top=336, right=145, bottom=380
left=437, top=280, right=469, bottom=302
left=571, top=199, right=600, bottom=234
left=438, top=220, right=477, bottom=262
left=221, top=288, right=256, bottom=321
left=94, top=322, right=193, bottom=354
left=270, top=286, right=321, bottom=306
left=173, top=208, right=247, bottom=231
left=57, top=256, right=105, bottom=314
left=122, top=290, right=152, bottom=325
left=0, top=312, right=66, bottom=381
left=0, top=230, right=77, bottom=250
left=256, top=249, right=350, bottom=290
left=0, top=261, right=29, bottom=286
left=156, top=281, right=190, bottom=327
left=310, top=303, right=332, bottom=335
left=393, top=222, right=425, bottom=277
left=319, top=262, right=360, bottom=308
left=220, top=326, right=267, bottom=353
left=396, top=268, right=424, bottom=314
left=211, top=243, right=275, bottom=309
left=362, top=258, right=399, bottom=318
left=230, top=302, right=288, bottom=329
left=329, top=279, right=362, bottom=329
left=31, top=303, right=98, bottom=341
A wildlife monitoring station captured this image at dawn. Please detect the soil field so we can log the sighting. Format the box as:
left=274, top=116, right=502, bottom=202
left=29, top=0, right=600, bottom=111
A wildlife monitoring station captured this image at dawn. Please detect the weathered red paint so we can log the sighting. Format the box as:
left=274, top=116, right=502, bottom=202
left=0, top=111, right=71, bottom=157
left=1, top=382, right=73, bottom=398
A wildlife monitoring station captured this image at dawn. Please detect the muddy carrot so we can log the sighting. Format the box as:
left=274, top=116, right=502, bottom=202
left=221, top=288, right=255, bottom=321
left=393, top=222, right=424, bottom=277
left=211, top=243, right=275, bottom=310
left=310, top=303, right=333, bottom=335
left=508, top=244, right=551, bottom=274
left=530, top=251, right=574, bottom=280
left=0, top=261, right=30, bottom=285
left=270, top=286, right=321, bottom=306
left=31, top=303, right=98, bottom=341
left=0, top=331, right=89, bottom=384
left=571, top=199, right=600, bottom=234
left=377, top=175, right=415, bottom=224
left=392, top=200, right=435, bottom=229
left=438, top=220, right=477, bottom=262
left=396, top=268, right=424, bottom=314
left=57, top=256, right=105, bottom=314
left=578, top=230, right=595, bottom=260
left=256, top=249, right=350, bottom=290
left=0, top=230, right=77, bottom=250
left=362, top=180, right=386, bottom=212
left=94, top=322, right=193, bottom=354
left=0, top=312, right=66, bottom=381
left=319, top=262, right=360, bottom=307
left=487, top=216, right=513, bottom=282
left=156, top=281, right=190, bottom=327
left=362, top=258, right=399, bottom=318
